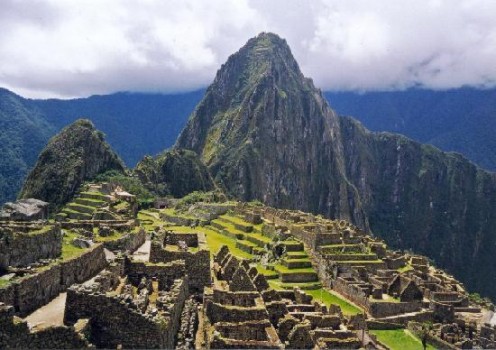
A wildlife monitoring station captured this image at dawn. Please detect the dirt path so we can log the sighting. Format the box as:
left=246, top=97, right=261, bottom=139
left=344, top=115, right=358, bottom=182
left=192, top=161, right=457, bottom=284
left=24, top=292, right=67, bottom=330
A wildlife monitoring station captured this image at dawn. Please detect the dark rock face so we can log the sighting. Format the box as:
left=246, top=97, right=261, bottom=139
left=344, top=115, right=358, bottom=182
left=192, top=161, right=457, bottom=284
left=339, top=117, right=496, bottom=298
left=177, top=32, right=368, bottom=229
left=176, top=32, right=496, bottom=299
left=135, top=149, right=215, bottom=198
left=19, top=119, right=125, bottom=210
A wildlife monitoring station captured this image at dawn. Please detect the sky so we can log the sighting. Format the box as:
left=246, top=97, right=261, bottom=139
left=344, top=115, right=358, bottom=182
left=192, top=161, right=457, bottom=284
left=1, top=0, right=496, bottom=98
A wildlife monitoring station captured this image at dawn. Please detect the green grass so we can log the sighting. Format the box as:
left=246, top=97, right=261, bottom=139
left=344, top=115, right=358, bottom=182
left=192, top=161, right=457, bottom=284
left=202, top=227, right=253, bottom=259
left=220, top=214, right=252, bottom=227
left=286, top=251, right=308, bottom=258
left=268, top=279, right=322, bottom=291
left=0, top=278, right=11, bottom=288
left=138, top=210, right=162, bottom=231
left=370, top=329, right=436, bottom=350
left=211, top=219, right=246, bottom=235
left=274, top=264, right=315, bottom=274
left=61, top=230, right=86, bottom=259
left=398, top=264, right=414, bottom=273
left=161, top=208, right=196, bottom=220
left=166, top=225, right=198, bottom=233
left=305, top=289, right=363, bottom=316
left=255, top=265, right=279, bottom=279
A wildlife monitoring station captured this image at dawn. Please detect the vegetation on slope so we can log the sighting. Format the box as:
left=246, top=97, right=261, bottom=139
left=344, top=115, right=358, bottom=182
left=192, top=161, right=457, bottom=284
left=135, top=149, right=216, bottom=198
left=19, top=119, right=125, bottom=210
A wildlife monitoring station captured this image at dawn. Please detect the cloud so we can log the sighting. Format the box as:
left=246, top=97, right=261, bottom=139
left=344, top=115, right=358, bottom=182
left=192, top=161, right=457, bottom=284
left=0, top=0, right=495, bottom=98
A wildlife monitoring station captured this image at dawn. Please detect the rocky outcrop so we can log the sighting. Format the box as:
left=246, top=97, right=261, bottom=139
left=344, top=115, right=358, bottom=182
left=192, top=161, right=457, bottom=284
left=176, top=32, right=496, bottom=299
left=135, top=148, right=215, bottom=198
left=0, top=198, right=49, bottom=221
left=19, top=119, right=125, bottom=210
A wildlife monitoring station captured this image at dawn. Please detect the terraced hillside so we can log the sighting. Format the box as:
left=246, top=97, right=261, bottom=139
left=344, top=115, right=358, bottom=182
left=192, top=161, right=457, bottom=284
left=138, top=205, right=363, bottom=316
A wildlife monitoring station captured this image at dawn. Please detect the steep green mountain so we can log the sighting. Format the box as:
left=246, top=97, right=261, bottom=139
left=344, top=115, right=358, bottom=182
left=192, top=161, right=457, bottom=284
left=176, top=32, right=368, bottom=229
left=0, top=89, right=203, bottom=205
left=176, top=32, right=496, bottom=299
left=325, top=89, right=496, bottom=171
left=20, top=119, right=125, bottom=210
left=0, top=89, right=55, bottom=205
left=135, top=148, right=216, bottom=198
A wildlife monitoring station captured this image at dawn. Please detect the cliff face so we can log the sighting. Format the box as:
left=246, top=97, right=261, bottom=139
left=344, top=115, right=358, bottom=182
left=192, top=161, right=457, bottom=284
left=340, top=117, right=496, bottom=297
left=176, top=32, right=496, bottom=299
left=20, top=119, right=125, bottom=209
left=135, top=149, right=215, bottom=198
left=177, top=33, right=368, bottom=229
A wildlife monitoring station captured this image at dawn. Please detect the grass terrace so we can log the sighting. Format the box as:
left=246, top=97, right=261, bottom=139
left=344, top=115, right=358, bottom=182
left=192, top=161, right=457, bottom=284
left=305, top=289, right=363, bottom=316
left=61, top=229, right=87, bottom=259
left=370, top=329, right=435, bottom=350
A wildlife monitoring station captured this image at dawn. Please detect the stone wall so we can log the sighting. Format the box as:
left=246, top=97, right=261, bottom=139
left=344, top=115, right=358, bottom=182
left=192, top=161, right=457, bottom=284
left=149, top=241, right=211, bottom=292
left=126, top=259, right=186, bottom=290
left=65, top=273, right=188, bottom=349
left=368, top=301, right=422, bottom=318
left=205, top=301, right=269, bottom=323
left=0, top=283, right=15, bottom=307
left=65, top=288, right=167, bottom=348
left=0, top=225, right=61, bottom=269
left=0, top=244, right=107, bottom=316
left=0, top=303, right=90, bottom=348
left=103, top=228, right=146, bottom=253
left=165, top=232, right=199, bottom=247
left=332, top=277, right=370, bottom=309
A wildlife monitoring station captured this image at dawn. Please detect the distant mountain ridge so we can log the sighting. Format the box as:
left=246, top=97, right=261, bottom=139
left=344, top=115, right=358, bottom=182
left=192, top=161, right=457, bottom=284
left=325, top=88, right=496, bottom=171
left=0, top=88, right=203, bottom=205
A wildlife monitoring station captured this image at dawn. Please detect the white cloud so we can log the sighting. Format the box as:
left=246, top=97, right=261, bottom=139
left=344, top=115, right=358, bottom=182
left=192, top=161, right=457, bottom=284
left=0, top=0, right=495, bottom=97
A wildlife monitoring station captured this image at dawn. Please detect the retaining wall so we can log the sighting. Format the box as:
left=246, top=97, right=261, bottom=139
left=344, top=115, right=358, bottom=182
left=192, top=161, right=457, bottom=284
left=0, top=244, right=107, bottom=316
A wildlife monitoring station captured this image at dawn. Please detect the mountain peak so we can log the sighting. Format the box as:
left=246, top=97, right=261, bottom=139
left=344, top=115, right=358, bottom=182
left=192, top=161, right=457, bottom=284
left=20, top=118, right=125, bottom=209
left=176, top=33, right=366, bottom=228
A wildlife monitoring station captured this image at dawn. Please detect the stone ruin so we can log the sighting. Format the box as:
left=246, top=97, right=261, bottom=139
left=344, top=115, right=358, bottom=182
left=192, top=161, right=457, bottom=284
left=248, top=203, right=494, bottom=349
left=202, top=245, right=362, bottom=349
left=64, top=258, right=190, bottom=349
left=0, top=198, right=49, bottom=222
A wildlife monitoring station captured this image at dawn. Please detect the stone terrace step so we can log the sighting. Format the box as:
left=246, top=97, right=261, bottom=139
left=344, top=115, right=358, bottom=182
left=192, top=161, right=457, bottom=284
left=282, top=258, right=312, bottom=269
left=245, top=233, right=272, bottom=248
left=274, top=265, right=319, bottom=283
left=210, top=220, right=245, bottom=239
left=62, top=209, right=92, bottom=220
left=323, top=253, right=379, bottom=262
left=280, top=241, right=304, bottom=252
left=79, top=191, right=109, bottom=201
left=217, top=215, right=254, bottom=232
left=67, top=203, right=96, bottom=215
left=235, top=239, right=257, bottom=254
left=319, top=244, right=364, bottom=254
left=74, top=197, right=105, bottom=208
left=269, top=280, right=322, bottom=290
left=286, top=251, right=308, bottom=259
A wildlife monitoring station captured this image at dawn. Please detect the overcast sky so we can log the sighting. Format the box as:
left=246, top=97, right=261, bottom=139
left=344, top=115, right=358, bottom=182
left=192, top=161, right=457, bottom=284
left=1, top=0, right=496, bottom=98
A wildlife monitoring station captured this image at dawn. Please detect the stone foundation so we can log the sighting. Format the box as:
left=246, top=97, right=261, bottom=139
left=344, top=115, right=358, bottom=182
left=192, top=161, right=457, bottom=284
left=103, top=228, right=146, bottom=253
left=0, top=244, right=107, bottom=316
left=0, top=225, right=61, bottom=269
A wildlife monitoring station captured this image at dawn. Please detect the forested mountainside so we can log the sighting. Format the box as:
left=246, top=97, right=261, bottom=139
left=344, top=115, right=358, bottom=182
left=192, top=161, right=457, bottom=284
left=325, top=88, right=496, bottom=171
left=0, top=89, right=202, bottom=204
